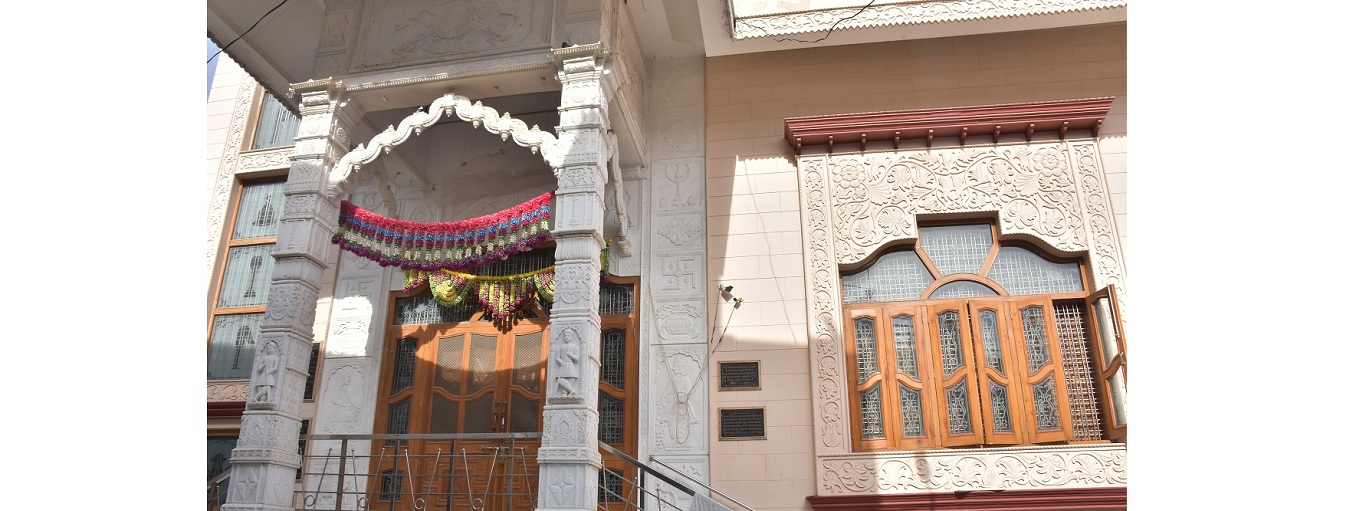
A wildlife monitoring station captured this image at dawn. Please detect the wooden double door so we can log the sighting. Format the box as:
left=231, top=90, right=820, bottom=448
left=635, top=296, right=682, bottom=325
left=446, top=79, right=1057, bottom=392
left=373, top=316, right=549, bottom=511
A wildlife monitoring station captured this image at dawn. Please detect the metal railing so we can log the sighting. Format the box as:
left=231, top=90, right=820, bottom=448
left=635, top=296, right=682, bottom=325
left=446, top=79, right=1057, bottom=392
left=207, top=470, right=231, bottom=511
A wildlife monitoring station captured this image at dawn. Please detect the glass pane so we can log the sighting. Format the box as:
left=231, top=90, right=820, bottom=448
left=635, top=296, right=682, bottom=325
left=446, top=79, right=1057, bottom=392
left=207, top=313, right=262, bottom=380
left=860, top=387, right=884, bottom=439
left=937, top=311, right=964, bottom=379
left=466, top=334, right=498, bottom=393
left=599, top=469, right=625, bottom=503
left=600, top=282, right=634, bottom=315
left=379, top=470, right=403, bottom=502
left=898, top=384, right=924, bottom=438
left=429, top=396, right=459, bottom=433
left=509, top=394, right=540, bottom=432
left=1110, top=372, right=1128, bottom=427
left=387, top=397, right=411, bottom=435
left=1092, top=295, right=1120, bottom=362
left=987, top=246, right=1084, bottom=296
left=842, top=250, right=934, bottom=304
left=919, top=225, right=993, bottom=275
left=599, top=395, right=624, bottom=443
left=391, top=338, right=417, bottom=394
left=303, top=343, right=320, bottom=400
left=463, top=394, right=495, bottom=433
left=434, top=336, right=465, bottom=395
left=892, top=315, right=918, bottom=379
left=601, top=329, right=626, bottom=388
left=927, top=280, right=998, bottom=299
left=1020, top=306, right=1051, bottom=374
left=217, top=245, right=275, bottom=308
left=250, top=93, right=302, bottom=150
left=513, top=332, right=543, bottom=393
left=854, top=317, right=878, bottom=382
left=392, top=294, right=479, bottom=325
left=1032, top=378, right=1063, bottom=431
left=1055, top=303, right=1101, bottom=440
left=979, top=309, right=1004, bottom=373
left=946, top=380, right=973, bottom=435
left=208, top=436, right=238, bottom=479
left=989, top=380, right=1012, bottom=433
left=231, top=181, right=285, bottom=240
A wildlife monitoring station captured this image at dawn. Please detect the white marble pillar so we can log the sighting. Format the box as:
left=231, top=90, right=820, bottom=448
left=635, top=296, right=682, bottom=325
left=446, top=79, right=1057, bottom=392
left=536, top=44, right=609, bottom=511
left=223, top=79, right=352, bottom=511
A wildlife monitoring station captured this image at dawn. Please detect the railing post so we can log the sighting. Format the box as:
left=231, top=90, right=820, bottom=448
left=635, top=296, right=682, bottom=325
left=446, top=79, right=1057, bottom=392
left=334, top=438, right=346, bottom=511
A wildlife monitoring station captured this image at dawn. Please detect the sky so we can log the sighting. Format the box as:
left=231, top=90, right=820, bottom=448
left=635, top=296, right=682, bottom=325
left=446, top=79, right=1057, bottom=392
left=207, top=38, right=220, bottom=98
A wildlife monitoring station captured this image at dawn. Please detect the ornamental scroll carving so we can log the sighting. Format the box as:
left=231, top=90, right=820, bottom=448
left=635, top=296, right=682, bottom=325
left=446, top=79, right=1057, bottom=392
left=732, top=0, right=1128, bottom=40
left=820, top=445, right=1126, bottom=494
left=829, top=144, right=1088, bottom=265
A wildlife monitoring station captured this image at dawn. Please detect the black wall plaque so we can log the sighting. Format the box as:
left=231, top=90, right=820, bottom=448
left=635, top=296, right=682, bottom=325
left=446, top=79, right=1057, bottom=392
left=718, top=407, right=766, bottom=440
left=718, top=361, right=761, bottom=390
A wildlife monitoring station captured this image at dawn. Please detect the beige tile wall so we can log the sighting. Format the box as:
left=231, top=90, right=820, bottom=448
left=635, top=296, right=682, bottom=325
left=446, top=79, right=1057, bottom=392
left=704, top=23, right=1126, bottom=511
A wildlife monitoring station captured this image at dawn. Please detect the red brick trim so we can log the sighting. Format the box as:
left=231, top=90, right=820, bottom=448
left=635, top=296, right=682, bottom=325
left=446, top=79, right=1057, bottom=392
left=783, top=97, right=1114, bottom=154
left=807, top=486, right=1126, bottom=511
left=208, top=401, right=246, bottom=419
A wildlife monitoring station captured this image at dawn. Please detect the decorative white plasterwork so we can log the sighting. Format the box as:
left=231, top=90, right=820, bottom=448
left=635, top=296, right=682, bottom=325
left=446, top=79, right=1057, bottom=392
left=326, top=93, right=563, bottom=198
left=731, top=0, right=1127, bottom=40
left=819, top=444, right=1126, bottom=494
left=238, top=147, right=293, bottom=173
left=796, top=140, right=1128, bottom=460
left=207, top=76, right=261, bottom=280
left=208, top=380, right=250, bottom=402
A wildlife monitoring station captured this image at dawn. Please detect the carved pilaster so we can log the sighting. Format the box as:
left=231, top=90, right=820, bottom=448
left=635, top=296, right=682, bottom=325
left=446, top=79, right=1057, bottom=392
left=225, top=79, right=354, bottom=511
left=538, top=43, right=608, bottom=511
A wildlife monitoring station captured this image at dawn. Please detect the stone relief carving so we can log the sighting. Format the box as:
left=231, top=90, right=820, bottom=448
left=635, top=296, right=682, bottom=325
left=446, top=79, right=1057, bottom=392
left=653, top=347, right=704, bottom=452
left=318, top=9, right=356, bottom=53
left=652, top=113, right=703, bottom=160
left=353, top=0, right=545, bottom=72
left=828, top=144, right=1088, bottom=265
left=820, top=445, right=1127, bottom=493
left=732, top=0, right=1128, bottom=40
left=657, top=255, right=701, bottom=294
left=554, top=326, right=584, bottom=397
left=654, top=301, right=703, bottom=343
left=796, top=156, right=849, bottom=453
left=252, top=340, right=282, bottom=405
left=207, top=77, right=260, bottom=279
left=654, top=161, right=700, bottom=210
left=208, top=381, right=250, bottom=401
left=239, top=148, right=293, bottom=173
left=656, top=215, right=701, bottom=248
left=1069, top=141, right=1127, bottom=307
left=318, top=361, right=366, bottom=433
left=544, top=409, right=589, bottom=446
left=546, top=465, right=577, bottom=506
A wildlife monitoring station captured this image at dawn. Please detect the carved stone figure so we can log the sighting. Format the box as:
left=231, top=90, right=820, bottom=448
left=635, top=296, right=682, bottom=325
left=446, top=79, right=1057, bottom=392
left=554, top=329, right=582, bottom=396
left=253, top=341, right=281, bottom=403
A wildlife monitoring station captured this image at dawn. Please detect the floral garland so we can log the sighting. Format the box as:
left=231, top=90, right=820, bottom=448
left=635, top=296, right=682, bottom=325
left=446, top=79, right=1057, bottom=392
left=402, top=266, right=555, bottom=321
left=332, top=191, right=553, bottom=271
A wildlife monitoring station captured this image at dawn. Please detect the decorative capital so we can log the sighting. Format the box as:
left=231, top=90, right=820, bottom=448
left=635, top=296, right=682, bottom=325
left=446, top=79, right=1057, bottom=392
left=553, top=43, right=604, bottom=80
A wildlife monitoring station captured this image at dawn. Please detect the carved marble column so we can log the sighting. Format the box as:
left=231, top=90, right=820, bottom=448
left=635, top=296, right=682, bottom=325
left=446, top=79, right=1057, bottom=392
left=224, top=79, right=352, bottom=511
left=536, top=44, right=608, bottom=511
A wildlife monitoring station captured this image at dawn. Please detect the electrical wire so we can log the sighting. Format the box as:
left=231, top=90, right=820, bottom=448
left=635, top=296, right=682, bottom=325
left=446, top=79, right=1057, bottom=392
left=736, top=0, right=877, bottom=44
left=207, top=0, right=292, bottom=64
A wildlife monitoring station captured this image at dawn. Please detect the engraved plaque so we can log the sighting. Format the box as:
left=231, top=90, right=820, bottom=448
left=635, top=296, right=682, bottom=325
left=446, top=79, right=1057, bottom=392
left=718, top=408, right=766, bottom=440
left=718, top=361, right=760, bottom=391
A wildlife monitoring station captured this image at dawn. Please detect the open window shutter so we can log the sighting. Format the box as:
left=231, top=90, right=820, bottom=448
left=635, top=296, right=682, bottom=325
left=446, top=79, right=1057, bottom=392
left=846, top=308, right=892, bottom=450
left=926, top=302, right=984, bottom=447
left=1084, top=285, right=1128, bottom=440
left=885, top=305, right=939, bottom=449
left=1007, top=297, right=1072, bottom=443
left=967, top=300, right=1026, bottom=446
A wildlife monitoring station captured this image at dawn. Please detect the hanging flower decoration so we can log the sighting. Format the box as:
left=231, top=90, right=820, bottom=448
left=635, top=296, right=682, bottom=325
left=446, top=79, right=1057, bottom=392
left=402, top=266, right=555, bottom=321
left=333, top=191, right=554, bottom=271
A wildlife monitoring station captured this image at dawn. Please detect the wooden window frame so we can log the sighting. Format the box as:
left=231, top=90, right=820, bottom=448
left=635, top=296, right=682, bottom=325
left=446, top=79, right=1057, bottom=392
left=207, top=177, right=285, bottom=384
left=241, top=86, right=300, bottom=153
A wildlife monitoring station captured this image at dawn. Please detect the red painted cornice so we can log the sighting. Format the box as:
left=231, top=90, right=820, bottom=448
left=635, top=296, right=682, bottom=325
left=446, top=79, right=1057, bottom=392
left=807, top=486, right=1126, bottom=511
left=783, top=97, right=1115, bottom=154
left=208, top=401, right=246, bottom=419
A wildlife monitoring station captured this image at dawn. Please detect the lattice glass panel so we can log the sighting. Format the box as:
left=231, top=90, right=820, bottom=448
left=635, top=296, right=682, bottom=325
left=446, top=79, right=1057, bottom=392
left=1110, top=373, right=1128, bottom=427
left=509, top=394, right=540, bottom=432
left=600, top=282, right=634, bottom=315
left=303, top=343, right=321, bottom=400
left=463, top=394, right=495, bottom=433
left=599, top=395, right=624, bottom=444
left=217, top=245, right=275, bottom=308
left=378, top=470, right=404, bottom=502
left=919, top=225, right=993, bottom=275
left=429, top=396, right=460, bottom=434
left=208, top=313, right=262, bottom=380
left=434, top=336, right=465, bottom=395
left=231, top=181, right=285, bottom=239
left=989, top=380, right=1012, bottom=433
left=1055, top=303, right=1101, bottom=440
left=599, top=469, right=625, bottom=503
left=899, top=384, right=924, bottom=438
left=928, top=280, right=998, bottom=299
left=854, top=317, right=878, bottom=382
left=208, top=436, right=238, bottom=479
left=842, top=250, right=934, bottom=304
left=466, top=334, right=498, bottom=393
left=392, top=294, right=480, bottom=325
left=513, top=332, right=544, bottom=393
left=1032, top=378, right=1062, bottom=431
left=946, top=380, right=973, bottom=435
left=937, top=311, right=964, bottom=379
left=387, top=397, right=411, bottom=435
left=601, top=329, right=626, bottom=388
left=1093, top=295, right=1120, bottom=362
left=250, top=93, right=302, bottom=150
left=987, top=246, right=1084, bottom=296
left=860, top=387, right=885, bottom=438
left=892, top=315, right=918, bottom=379
left=1020, top=306, right=1051, bottom=374
left=391, top=338, right=417, bottom=394
left=979, top=310, right=1004, bottom=373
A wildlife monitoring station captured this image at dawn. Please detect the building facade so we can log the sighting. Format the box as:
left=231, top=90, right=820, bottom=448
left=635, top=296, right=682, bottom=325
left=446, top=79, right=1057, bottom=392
left=207, top=1, right=1128, bottom=510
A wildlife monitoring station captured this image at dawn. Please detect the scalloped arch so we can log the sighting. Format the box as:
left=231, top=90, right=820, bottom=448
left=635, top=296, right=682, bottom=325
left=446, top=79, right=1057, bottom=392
left=325, top=93, right=565, bottom=198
